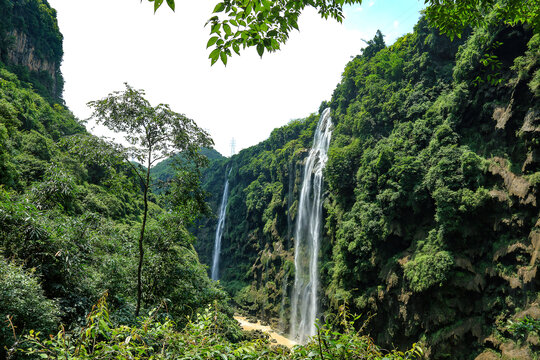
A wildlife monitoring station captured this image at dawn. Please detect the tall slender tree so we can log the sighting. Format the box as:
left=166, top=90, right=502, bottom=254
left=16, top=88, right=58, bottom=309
left=88, top=83, right=213, bottom=316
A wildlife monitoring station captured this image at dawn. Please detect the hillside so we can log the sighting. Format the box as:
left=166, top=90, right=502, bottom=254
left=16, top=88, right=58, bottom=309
left=194, top=16, right=540, bottom=359
left=0, top=2, right=227, bottom=357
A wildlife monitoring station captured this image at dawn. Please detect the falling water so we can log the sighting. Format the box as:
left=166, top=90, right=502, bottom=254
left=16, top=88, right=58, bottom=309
left=290, top=108, right=332, bottom=343
left=211, top=170, right=231, bottom=281
left=279, top=161, right=296, bottom=331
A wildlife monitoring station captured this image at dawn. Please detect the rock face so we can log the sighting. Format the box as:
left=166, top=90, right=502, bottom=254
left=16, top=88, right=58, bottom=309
left=0, top=0, right=64, bottom=102
left=6, top=29, right=58, bottom=80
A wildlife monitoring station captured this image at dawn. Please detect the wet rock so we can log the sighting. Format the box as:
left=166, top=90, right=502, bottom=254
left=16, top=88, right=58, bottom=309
left=500, top=341, right=532, bottom=360
left=475, top=350, right=501, bottom=360
left=489, top=157, right=535, bottom=206
left=493, top=100, right=513, bottom=130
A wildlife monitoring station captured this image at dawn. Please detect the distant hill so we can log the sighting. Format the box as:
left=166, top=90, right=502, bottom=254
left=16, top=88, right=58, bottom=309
left=151, top=147, right=224, bottom=184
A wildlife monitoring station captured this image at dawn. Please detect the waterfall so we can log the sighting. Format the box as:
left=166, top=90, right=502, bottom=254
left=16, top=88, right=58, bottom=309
left=279, top=161, right=296, bottom=331
left=211, top=170, right=231, bottom=281
left=290, top=108, right=332, bottom=343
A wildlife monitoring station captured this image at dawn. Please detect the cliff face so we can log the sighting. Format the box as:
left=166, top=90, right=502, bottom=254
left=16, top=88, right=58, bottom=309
left=196, top=17, right=539, bottom=360
left=7, top=29, right=58, bottom=80
left=0, top=0, right=63, bottom=103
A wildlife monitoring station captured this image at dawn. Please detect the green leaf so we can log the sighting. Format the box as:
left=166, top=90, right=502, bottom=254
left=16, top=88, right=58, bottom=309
left=166, top=0, right=175, bottom=11
left=209, top=48, right=220, bottom=61
left=223, top=23, right=232, bottom=36
left=154, top=0, right=163, bottom=12
left=220, top=52, right=228, bottom=66
left=256, top=43, right=264, bottom=57
left=206, top=36, right=219, bottom=48
left=211, top=23, right=221, bottom=34
left=213, top=3, right=225, bottom=13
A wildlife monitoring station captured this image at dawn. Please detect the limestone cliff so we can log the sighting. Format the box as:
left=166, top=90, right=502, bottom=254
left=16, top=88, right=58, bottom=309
left=0, top=0, right=63, bottom=103
left=6, top=29, right=58, bottom=83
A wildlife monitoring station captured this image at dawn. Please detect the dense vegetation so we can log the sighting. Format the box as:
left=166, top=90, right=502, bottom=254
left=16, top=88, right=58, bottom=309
left=0, top=60, right=228, bottom=357
left=0, top=48, right=421, bottom=360
left=195, top=11, right=540, bottom=360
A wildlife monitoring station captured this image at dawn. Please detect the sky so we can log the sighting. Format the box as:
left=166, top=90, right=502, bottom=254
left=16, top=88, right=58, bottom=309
left=47, top=0, right=425, bottom=157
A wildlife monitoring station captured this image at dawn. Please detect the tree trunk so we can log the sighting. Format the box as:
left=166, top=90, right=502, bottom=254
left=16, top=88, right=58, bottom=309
left=135, top=159, right=151, bottom=317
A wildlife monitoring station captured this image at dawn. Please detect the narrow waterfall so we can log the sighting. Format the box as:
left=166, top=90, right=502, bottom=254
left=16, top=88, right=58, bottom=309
left=290, top=108, right=332, bottom=343
left=211, top=170, right=231, bottom=281
left=279, top=161, right=296, bottom=331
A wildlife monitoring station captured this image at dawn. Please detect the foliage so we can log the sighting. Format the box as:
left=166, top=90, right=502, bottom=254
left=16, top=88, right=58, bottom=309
left=404, top=250, right=454, bottom=293
left=424, top=0, right=540, bottom=40
left=150, top=0, right=539, bottom=65
left=20, top=295, right=423, bottom=359
left=88, top=83, right=214, bottom=316
left=193, top=12, right=539, bottom=360
left=0, top=61, right=223, bottom=353
left=0, top=257, right=59, bottom=357
left=507, top=316, right=540, bottom=339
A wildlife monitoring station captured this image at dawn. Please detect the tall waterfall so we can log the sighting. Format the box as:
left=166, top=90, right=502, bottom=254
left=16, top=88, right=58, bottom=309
left=290, top=108, right=332, bottom=343
left=211, top=170, right=230, bottom=281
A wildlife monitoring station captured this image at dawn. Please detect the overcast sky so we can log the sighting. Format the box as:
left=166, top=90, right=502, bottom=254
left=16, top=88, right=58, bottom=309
left=47, top=0, right=425, bottom=157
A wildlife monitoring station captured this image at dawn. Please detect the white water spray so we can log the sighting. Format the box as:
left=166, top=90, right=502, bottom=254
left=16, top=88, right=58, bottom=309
left=211, top=170, right=231, bottom=280
left=290, top=108, right=332, bottom=343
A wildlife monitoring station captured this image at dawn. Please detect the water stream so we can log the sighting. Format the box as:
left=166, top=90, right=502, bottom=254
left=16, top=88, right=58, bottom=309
left=211, top=170, right=231, bottom=281
left=290, top=108, right=332, bottom=343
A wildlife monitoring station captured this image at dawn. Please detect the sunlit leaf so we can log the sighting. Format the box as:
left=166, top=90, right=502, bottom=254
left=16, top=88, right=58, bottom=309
left=213, top=3, right=225, bottom=13
left=206, top=36, right=219, bottom=48
left=154, top=0, right=163, bottom=12
left=220, top=52, right=228, bottom=66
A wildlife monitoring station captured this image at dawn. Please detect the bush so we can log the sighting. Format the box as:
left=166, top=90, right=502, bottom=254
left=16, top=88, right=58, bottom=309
left=0, top=257, right=59, bottom=357
left=20, top=295, right=423, bottom=360
left=404, top=250, right=454, bottom=292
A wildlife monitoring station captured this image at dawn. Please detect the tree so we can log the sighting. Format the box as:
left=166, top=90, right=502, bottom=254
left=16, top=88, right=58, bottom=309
left=361, top=29, right=385, bottom=59
left=88, top=83, right=213, bottom=316
left=423, top=0, right=540, bottom=40
left=147, top=0, right=539, bottom=64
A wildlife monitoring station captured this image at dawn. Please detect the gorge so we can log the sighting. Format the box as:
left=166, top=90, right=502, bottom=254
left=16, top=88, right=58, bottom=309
left=194, top=17, right=540, bottom=360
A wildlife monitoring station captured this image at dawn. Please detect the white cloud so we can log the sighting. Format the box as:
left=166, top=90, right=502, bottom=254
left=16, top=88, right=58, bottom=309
left=369, top=1, right=375, bottom=7
left=49, top=0, right=362, bottom=156
left=393, top=20, right=399, bottom=28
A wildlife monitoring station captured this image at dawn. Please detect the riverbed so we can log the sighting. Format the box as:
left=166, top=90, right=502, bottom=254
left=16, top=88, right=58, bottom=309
left=234, top=316, right=297, bottom=348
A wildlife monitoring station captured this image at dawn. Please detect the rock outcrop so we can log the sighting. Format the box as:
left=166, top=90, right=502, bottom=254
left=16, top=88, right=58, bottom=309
left=6, top=29, right=58, bottom=81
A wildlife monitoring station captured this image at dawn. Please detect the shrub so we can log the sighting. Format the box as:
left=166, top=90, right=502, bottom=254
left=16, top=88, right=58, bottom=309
left=0, top=257, right=59, bottom=357
left=404, top=250, right=454, bottom=292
